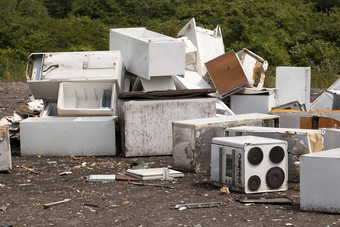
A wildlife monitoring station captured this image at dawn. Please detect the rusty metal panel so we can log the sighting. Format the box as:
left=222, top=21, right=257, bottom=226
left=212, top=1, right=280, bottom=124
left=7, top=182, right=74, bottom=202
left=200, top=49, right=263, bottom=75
left=0, top=126, right=12, bottom=171
left=172, top=113, right=280, bottom=172
left=300, top=149, right=340, bottom=213
left=205, top=50, right=248, bottom=98
left=118, top=98, right=216, bottom=157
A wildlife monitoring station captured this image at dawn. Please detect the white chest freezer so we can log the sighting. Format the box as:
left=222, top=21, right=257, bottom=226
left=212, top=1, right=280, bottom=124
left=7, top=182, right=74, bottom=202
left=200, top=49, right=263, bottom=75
left=172, top=113, right=280, bottom=173
left=300, top=149, right=340, bottom=213
left=211, top=136, right=288, bottom=194
left=118, top=97, right=216, bottom=157
left=20, top=116, right=117, bottom=156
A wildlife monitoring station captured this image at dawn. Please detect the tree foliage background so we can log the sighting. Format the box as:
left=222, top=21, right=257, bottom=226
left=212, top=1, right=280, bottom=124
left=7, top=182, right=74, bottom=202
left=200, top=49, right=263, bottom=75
left=0, top=0, right=339, bottom=87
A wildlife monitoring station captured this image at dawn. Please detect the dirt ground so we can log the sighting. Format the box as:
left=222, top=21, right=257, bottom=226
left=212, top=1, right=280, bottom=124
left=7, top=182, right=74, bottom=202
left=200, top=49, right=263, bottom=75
left=0, top=82, right=338, bottom=227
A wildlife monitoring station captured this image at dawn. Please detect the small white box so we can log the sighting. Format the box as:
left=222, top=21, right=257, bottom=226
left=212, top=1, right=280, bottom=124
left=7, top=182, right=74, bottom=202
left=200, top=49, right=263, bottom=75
left=110, top=28, right=185, bottom=79
left=230, top=88, right=276, bottom=114
left=0, top=126, right=12, bottom=171
left=118, top=98, right=216, bottom=157
left=57, top=82, right=117, bottom=116
left=300, top=149, right=340, bottom=213
left=211, top=136, right=288, bottom=194
left=20, top=116, right=117, bottom=156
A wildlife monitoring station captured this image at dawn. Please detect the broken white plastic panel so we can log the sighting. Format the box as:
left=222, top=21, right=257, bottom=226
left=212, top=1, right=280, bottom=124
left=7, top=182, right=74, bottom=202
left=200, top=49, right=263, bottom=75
left=178, top=18, right=225, bottom=75
left=225, top=126, right=324, bottom=155
left=176, top=36, right=202, bottom=73
left=140, top=76, right=176, bottom=92
left=215, top=99, right=234, bottom=116
left=230, top=88, right=276, bottom=114
left=26, top=51, right=124, bottom=100
left=20, top=116, right=117, bottom=156
left=237, top=48, right=268, bottom=88
left=110, top=27, right=185, bottom=79
left=173, top=70, right=212, bottom=90
left=300, top=149, right=340, bottom=213
left=275, top=67, right=311, bottom=110
left=125, top=168, right=184, bottom=180
left=0, top=126, right=12, bottom=171
left=57, top=82, right=117, bottom=116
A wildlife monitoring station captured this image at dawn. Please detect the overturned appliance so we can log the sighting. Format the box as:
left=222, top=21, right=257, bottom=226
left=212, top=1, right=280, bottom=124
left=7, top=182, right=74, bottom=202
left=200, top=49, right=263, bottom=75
left=26, top=51, right=124, bottom=100
left=172, top=113, right=279, bottom=173
left=0, top=126, right=12, bottom=171
left=110, top=27, right=185, bottom=80
left=211, top=136, right=288, bottom=194
left=205, top=50, right=248, bottom=98
left=300, top=148, right=340, bottom=214
left=225, top=126, right=324, bottom=182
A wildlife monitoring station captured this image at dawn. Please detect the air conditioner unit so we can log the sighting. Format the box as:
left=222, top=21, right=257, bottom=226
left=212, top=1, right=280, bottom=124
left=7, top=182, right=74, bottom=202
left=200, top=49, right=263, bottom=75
left=211, top=136, right=288, bottom=194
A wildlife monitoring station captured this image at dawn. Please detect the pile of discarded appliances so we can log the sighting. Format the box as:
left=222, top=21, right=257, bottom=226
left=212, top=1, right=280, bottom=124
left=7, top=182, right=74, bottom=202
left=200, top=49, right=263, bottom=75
left=1, top=18, right=339, bottom=214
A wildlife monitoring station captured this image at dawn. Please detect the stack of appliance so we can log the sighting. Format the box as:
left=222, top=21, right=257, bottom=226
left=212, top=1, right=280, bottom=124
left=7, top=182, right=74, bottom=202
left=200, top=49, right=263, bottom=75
left=21, top=51, right=123, bottom=156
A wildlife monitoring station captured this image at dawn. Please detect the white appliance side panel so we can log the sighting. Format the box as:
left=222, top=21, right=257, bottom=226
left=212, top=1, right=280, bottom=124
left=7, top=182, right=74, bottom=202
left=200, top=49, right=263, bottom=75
left=120, top=98, right=216, bottom=157
left=310, top=92, right=334, bottom=111
left=322, top=128, right=340, bottom=150
left=0, top=126, right=12, bottom=171
left=20, top=117, right=116, bottom=156
left=300, top=154, right=340, bottom=213
left=276, top=67, right=311, bottom=110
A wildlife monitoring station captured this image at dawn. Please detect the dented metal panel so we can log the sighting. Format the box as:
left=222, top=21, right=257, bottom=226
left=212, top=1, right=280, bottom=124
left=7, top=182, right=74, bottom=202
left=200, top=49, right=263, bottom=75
left=172, top=113, right=280, bottom=172
left=119, top=98, right=216, bottom=157
left=300, top=149, right=340, bottom=213
left=110, top=28, right=185, bottom=79
left=0, top=126, right=12, bottom=171
left=27, top=51, right=124, bottom=100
